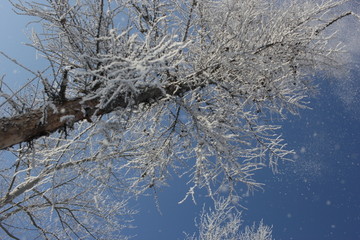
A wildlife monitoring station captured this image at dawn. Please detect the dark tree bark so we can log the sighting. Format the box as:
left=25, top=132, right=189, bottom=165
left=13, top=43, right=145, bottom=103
left=0, top=86, right=167, bottom=150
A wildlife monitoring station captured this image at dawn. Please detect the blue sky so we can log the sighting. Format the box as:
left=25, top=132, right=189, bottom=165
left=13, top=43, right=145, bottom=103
left=0, top=2, right=35, bottom=82
left=1, top=1, right=360, bottom=240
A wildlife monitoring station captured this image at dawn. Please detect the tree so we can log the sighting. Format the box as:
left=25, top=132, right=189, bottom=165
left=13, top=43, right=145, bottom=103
left=0, top=0, right=357, bottom=239
left=185, top=198, right=273, bottom=240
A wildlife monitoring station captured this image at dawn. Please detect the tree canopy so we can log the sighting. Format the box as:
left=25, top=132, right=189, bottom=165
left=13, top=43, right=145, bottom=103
left=0, top=0, right=358, bottom=239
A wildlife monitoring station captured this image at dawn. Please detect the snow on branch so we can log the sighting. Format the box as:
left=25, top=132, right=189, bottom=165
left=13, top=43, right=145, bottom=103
left=185, top=197, right=273, bottom=240
left=0, top=0, right=358, bottom=239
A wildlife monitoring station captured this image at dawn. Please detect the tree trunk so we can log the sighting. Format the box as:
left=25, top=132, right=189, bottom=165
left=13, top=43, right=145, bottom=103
left=0, top=86, right=166, bottom=150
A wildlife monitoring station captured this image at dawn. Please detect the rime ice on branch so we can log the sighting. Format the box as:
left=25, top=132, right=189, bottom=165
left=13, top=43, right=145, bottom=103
left=0, top=0, right=358, bottom=239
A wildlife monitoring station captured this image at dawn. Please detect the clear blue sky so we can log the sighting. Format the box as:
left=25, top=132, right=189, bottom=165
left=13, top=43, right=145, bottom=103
left=0, top=2, right=36, bottom=85
left=1, top=1, right=360, bottom=240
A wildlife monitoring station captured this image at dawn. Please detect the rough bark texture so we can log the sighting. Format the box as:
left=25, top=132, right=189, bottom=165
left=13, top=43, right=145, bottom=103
left=0, top=86, right=166, bottom=150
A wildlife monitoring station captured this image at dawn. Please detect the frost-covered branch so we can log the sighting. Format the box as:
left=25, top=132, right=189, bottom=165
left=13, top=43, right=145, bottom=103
left=185, top=198, right=273, bottom=240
